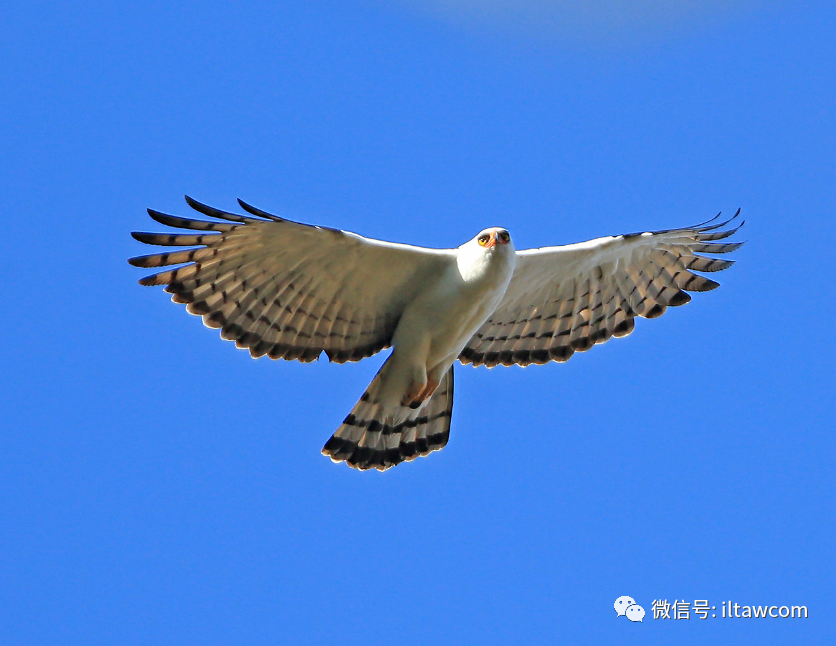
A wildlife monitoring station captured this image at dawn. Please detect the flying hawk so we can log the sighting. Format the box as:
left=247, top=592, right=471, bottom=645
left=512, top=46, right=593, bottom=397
left=130, top=197, right=744, bottom=471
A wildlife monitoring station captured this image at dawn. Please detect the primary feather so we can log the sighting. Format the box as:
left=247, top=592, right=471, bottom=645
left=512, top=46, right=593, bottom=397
left=459, top=212, right=744, bottom=367
left=131, top=196, right=452, bottom=364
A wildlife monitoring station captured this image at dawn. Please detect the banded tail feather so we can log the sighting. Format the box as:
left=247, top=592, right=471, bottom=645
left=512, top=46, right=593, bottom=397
left=322, top=364, right=454, bottom=471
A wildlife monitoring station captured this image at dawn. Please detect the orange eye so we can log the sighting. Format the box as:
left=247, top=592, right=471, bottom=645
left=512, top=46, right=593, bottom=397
left=499, top=231, right=510, bottom=244
left=478, top=235, right=489, bottom=246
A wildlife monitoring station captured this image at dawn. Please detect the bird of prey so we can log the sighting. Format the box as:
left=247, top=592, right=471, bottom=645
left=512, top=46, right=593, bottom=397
left=130, top=197, right=744, bottom=471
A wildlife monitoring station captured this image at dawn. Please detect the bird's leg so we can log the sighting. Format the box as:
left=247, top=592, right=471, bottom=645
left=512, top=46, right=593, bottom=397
left=415, top=361, right=448, bottom=405
left=402, top=380, right=438, bottom=409
left=401, top=380, right=426, bottom=408
left=404, top=381, right=438, bottom=409
left=400, top=363, right=429, bottom=409
left=402, top=361, right=447, bottom=409
left=416, top=379, right=439, bottom=402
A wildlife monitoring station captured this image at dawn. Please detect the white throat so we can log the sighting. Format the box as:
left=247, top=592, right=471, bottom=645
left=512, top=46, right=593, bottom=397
left=456, top=239, right=516, bottom=284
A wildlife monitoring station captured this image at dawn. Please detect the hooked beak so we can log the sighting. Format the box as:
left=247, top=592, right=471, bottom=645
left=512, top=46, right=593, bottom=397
left=485, top=231, right=497, bottom=248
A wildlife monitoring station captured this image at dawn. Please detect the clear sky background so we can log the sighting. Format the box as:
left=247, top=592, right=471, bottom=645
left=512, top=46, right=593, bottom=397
left=1, top=1, right=833, bottom=644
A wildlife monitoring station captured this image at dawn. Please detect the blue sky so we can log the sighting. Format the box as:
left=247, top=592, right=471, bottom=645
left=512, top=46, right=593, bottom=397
left=1, top=1, right=833, bottom=644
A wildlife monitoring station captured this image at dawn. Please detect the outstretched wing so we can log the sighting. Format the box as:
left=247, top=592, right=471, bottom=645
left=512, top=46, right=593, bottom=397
left=130, top=197, right=453, bottom=362
left=459, top=212, right=744, bottom=368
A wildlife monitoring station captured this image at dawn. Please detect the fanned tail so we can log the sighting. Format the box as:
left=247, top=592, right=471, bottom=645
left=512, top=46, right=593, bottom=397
left=322, top=363, right=454, bottom=471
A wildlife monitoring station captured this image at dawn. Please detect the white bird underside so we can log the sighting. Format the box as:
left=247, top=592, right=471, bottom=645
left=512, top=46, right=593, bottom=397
left=131, top=197, right=744, bottom=471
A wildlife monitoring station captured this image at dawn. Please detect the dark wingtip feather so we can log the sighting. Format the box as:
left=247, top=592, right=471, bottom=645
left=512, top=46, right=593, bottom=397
left=146, top=207, right=238, bottom=231
left=237, top=198, right=284, bottom=221
left=692, top=211, right=724, bottom=228
left=184, top=195, right=257, bottom=223
left=146, top=208, right=185, bottom=228
left=694, top=208, right=744, bottom=233
left=127, top=254, right=149, bottom=267
left=183, top=194, right=212, bottom=213
left=147, top=208, right=167, bottom=222
left=694, top=214, right=733, bottom=232
left=694, top=221, right=746, bottom=242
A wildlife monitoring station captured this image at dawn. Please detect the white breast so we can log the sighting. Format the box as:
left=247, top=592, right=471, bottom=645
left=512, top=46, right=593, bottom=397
left=395, top=242, right=516, bottom=366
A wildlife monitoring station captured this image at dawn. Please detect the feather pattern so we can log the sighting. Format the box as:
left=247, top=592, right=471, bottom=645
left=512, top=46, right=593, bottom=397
left=322, top=364, right=454, bottom=471
left=459, top=211, right=745, bottom=367
left=130, top=196, right=453, bottom=363
left=131, top=199, right=744, bottom=472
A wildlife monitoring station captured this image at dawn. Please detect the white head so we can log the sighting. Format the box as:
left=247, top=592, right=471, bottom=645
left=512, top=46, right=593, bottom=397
left=474, top=227, right=513, bottom=251
left=457, top=227, right=516, bottom=282
left=459, top=227, right=515, bottom=257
